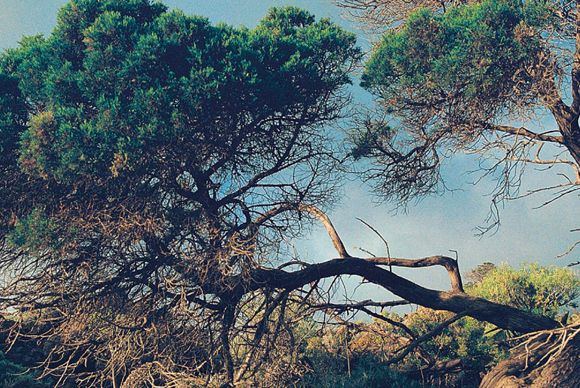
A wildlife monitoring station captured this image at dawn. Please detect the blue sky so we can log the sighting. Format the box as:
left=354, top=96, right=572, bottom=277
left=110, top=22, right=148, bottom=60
left=1, top=0, right=579, bottom=302
left=0, top=0, right=349, bottom=50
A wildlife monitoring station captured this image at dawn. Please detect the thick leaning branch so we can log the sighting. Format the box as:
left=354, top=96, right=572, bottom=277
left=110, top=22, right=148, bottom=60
left=248, top=204, right=558, bottom=333
left=296, top=204, right=463, bottom=292
left=310, top=299, right=410, bottom=311
left=367, top=256, right=464, bottom=292
left=250, top=258, right=559, bottom=333
left=252, top=203, right=350, bottom=257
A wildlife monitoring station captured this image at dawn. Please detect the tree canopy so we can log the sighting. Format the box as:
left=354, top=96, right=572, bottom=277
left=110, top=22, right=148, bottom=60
left=0, top=0, right=578, bottom=387
left=0, top=1, right=362, bottom=385
left=346, top=0, right=580, bottom=232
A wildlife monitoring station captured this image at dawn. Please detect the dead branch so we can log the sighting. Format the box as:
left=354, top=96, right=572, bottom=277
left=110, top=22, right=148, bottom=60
left=386, top=311, right=468, bottom=366
left=481, top=323, right=580, bottom=388
left=365, top=255, right=464, bottom=292
left=250, top=257, right=559, bottom=333
left=356, top=217, right=392, bottom=271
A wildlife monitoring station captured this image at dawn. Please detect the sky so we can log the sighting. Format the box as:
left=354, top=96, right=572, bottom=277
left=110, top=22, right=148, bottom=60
left=1, top=0, right=579, bottom=306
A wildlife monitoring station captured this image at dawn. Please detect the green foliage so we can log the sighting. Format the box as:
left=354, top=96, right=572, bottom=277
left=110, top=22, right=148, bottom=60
left=352, top=0, right=558, bottom=202
left=2, top=2, right=359, bottom=183
left=362, top=0, right=552, bottom=111
left=0, top=0, right=360, bottom=249
left=466, top=262, right=496, bottom=285
left=0, top=351, right=51, bottom=388
left=398, top=309, right=508, bottom=387
left=7, top=208, right=58, bottom=250
left=0, top=73, right=26, bottom=167
left=467, top=262, right=580, bottom=318
left=350, top=122, right=394, bottom=160
left=392, top=263, right=580, bottom=386
left=296, top=355, right=429, bottom=388
left=296, top=263, right=579, bottom=388
left=293, top=317, right=431, bottom=387
left=0, top=1, right=361, bottom=386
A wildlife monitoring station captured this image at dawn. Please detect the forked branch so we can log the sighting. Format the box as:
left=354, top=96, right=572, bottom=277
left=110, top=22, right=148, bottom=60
left=249, top=204, right=558, bottom=333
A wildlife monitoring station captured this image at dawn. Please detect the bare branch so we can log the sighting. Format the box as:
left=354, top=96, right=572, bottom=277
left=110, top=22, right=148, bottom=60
left=250, top=257, right=558, bottom=333
left=297, top=204, right=350, bottom=258
left=356, top=217, right=392, bottom=271
left=386, top=311, right=468, bottom=366
left=480, top=123, right=564, bottom=144
left=365, top=255, right=464, bottom=292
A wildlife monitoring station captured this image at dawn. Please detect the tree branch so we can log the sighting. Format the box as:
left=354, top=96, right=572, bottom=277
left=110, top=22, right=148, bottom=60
left=365, top=255, right=464, bottom=292
left=386, top=311, right=467, bottom=366
left=480, top=123, right=564, bottom=144
left=250, top=258, right=559, bottom=333
left=571, top=2, right=580, bottom=115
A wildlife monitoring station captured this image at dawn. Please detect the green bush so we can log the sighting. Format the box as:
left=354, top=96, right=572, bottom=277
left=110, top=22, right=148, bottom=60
left=0, top=351, right=51, bottom=388
left=467, top=262, right=580, bottom=319
left=296, top=263, right=580, bottom=388
left=295, top=354, right=430, bottom=388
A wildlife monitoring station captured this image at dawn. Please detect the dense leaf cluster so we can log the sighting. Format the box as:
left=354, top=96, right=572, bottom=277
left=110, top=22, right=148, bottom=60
left=0, top=1, right=360, bottom=386
left=353, top=0, right=555, bottom=203
left=1, top=0, right=578, bottom=386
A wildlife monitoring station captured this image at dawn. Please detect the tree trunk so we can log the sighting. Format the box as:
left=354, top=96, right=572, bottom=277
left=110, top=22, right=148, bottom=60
left=480, top=324, right=580, bottom=388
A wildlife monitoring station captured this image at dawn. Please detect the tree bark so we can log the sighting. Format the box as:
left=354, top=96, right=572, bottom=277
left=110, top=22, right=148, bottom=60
left=250, top=258, right=559, bottom=333
left=481, top=325, right=580, bottom=388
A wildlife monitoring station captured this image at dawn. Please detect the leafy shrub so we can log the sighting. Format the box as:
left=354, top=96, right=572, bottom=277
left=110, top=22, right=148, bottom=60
left=296, top=263, right=580, bottom=388
left=296, top=354, right=429, bottom=388
left=0, top=351, right=51, bottom=388
left=467, top=262, right=580, bottom=318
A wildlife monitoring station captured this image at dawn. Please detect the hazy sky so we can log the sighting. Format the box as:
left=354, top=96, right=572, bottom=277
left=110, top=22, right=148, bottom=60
left=1, top=0, right=579, bottom=303
left=0, top=0, right=348, bottom=50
